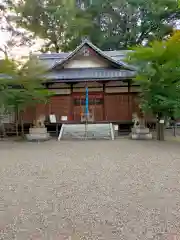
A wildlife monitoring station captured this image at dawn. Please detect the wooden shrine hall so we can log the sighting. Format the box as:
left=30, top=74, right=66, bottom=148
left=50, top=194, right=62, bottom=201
left=24, top=39, right=140, bottom=127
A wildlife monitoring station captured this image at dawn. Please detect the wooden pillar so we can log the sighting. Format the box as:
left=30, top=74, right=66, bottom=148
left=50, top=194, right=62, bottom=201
left=103, top=83, right=106, bottom=121
left=70, top=83, right=74, bottom=121
left=45, top=83, right=51, bottom=117
left=128, top=80, right=131, bottom=119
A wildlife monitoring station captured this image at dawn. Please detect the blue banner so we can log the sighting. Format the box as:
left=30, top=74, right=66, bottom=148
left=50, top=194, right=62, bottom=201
left=85, top=87, right=89, bottom=117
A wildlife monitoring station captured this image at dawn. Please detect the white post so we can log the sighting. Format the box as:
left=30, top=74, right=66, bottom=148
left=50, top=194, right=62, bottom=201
left=58, top=124, right=64, bottom=141
left=110, top=123, right=115, bottom=140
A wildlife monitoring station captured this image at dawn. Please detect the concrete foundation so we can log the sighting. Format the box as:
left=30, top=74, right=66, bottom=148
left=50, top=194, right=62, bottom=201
left=130, top=127, right=153, bottom=140
left=58, top=123, right=115, bottom=140
left=26, top=128, right=50, bottom=141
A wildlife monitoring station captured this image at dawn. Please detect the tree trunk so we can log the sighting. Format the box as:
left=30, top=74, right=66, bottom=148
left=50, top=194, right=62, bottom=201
left=173, top=122, right=176, bottom=137
left=156, top=113, right=165, bottom=141
left=15, top=107, right=19, bottom=137
left=15, top=121, right=18, bottom=137
left=54, top=41, right=60, bottom=53
left=0, top=122, right=6, bottom=139
left=20, top=111, right=24, bottom=137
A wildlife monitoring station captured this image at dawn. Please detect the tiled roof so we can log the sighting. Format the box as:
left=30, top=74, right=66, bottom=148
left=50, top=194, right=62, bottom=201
left=44, top=68, right=135, bottom=82
left=51, top=40, right=132, bottom=70
left=37, top=49, right=132, bottom=69
left=34, top=40, right=136, bottom=81
left=38, top=50, right=130, bottom=60
left=0, top=73, right=13, bottom=79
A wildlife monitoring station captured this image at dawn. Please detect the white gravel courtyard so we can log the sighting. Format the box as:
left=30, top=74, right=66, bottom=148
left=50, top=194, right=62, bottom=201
left=0, top=139, right=180, bottom=239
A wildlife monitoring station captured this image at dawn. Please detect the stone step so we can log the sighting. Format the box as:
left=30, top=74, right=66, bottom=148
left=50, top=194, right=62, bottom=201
left=131, top=127, right=150, bottom=134
left=29, top=128, right=48, bottom=134
left=131, top=133, right=153, bottom=140
left=26, top=127, right=50, bottom=141
left=60, top=124, right=114, bottom=140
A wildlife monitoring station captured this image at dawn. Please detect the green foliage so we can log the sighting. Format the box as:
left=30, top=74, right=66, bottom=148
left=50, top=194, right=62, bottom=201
left=4, top=0, right=179, bottom=52
left=0, top=58, right=52, bottom=115
left=70, top=0, right=179, bottom=50
left=127, top=32, right=180, bottom=119
left=5, top=0, right=91, bottom=52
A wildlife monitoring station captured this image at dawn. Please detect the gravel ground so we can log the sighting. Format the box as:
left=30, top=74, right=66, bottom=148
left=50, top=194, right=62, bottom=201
left=0, top=139, right=180, bottom=240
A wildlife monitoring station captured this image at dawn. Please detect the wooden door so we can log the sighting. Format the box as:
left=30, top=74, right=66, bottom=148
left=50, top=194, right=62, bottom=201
left=73, top=93, right=104, bottom=122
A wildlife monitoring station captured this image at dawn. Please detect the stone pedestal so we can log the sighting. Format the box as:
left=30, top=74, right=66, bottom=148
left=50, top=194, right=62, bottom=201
left=130, top=127, right=152, bottom=140
left=26, top=127, right=50, bottom=141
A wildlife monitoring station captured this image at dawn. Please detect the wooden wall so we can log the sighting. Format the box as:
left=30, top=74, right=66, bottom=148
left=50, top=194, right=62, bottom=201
left=23, top=81, right=140, bottom=123
left=23, top=96, right=72, bottom=123
left=105, top=94, right=130, bottom=121
left=49, top=95, right=72, bottom=121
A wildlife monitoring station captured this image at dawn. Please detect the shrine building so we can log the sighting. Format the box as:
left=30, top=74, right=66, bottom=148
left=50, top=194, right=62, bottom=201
left=23, top=39, right=141, bottom=128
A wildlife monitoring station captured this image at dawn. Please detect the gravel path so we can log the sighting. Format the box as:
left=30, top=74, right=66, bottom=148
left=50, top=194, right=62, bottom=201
left=0, top=139, right=180, bottom=239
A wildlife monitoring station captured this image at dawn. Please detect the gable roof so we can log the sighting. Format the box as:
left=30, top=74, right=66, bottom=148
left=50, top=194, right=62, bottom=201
left=49, top=39, right=134, bottom=71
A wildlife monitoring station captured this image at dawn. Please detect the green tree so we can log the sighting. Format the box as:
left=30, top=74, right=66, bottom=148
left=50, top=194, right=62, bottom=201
left=0, top=58, right=51, bottom=136
left=73, top=0, right=179, bottom=50
left=0, top=59, right=18, bottom=136
left=4, top=0, right=179, bottom=52
left=0, top=2, right=34, bottom=58
left=127, top=31, right=180, bottom=140
left=4, top=0, right=91, bottom=53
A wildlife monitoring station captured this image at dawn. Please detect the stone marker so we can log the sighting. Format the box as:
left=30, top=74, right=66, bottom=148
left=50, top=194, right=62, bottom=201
left=26, top=115, right=50, bottom=141
left=130, top=114, right=152, bottom=140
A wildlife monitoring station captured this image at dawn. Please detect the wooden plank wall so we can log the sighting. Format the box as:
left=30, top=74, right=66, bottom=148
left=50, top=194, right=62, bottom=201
left=104, top=94, right=135, bottom=121
left=23, top=81, right=140, bottom=123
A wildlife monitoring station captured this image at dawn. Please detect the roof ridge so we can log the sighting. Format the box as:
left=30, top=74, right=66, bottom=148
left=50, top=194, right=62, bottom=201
left=50, top=40, right=134, bottom=71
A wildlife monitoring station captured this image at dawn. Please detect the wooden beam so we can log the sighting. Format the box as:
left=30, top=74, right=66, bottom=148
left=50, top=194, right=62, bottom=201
left=128, top=80, right=131, bottom=119
left=70, top=83, right=74, bottom=121
left=103, top=83, right=106, bottom=120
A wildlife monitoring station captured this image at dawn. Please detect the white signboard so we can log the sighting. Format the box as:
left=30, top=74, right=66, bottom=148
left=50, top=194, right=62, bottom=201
left=49, top=114, right=57, bottom=123
left=61, top=116, right=68, bottom=121
left=114, top=125, right=119, bottom=131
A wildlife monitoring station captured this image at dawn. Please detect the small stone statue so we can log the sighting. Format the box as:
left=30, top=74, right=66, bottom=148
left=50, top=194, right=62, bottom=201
left=33, top=115, right=45, bottom=128
left=132, top=113, right=140, bottom=128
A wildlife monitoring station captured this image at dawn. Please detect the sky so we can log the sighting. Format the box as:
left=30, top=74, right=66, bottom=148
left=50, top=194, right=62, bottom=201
left=0, top=0, right=42, bottom=59
left=0, top=35, right=28, bottom=59
left=0, top=30, right=42, bottom=59
left=0, top=31, right=9, bottom=45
